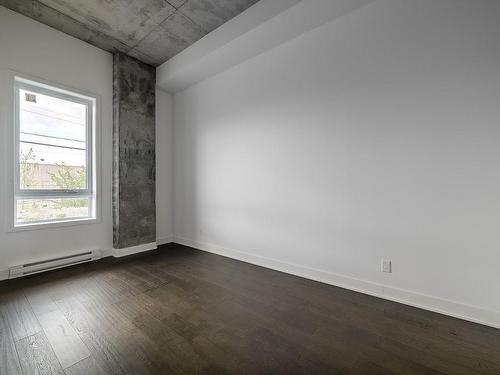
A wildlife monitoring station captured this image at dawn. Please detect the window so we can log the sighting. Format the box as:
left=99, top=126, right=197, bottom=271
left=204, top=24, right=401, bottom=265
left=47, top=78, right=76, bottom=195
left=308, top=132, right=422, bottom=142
left=14, top=77, right=97, bottom=227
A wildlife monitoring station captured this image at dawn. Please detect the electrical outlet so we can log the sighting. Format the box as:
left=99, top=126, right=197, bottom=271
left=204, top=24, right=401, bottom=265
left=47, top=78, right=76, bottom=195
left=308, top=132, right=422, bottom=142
left=381, top=260, right=392, bottom=273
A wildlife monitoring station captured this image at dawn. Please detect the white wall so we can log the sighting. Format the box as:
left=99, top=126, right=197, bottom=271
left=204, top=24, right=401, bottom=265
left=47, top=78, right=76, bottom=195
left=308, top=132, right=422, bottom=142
left=156, top=88, right=174, bottom=244
left=0, top=6, right=173, bottom=272
left=0, top=6, right=113, bottom=271
left=172, top=0, right=500, bottom=326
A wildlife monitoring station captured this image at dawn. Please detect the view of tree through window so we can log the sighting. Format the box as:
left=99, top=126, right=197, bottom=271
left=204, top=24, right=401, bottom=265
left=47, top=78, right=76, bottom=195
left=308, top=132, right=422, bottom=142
left=15, top=79, right=94, bottom=225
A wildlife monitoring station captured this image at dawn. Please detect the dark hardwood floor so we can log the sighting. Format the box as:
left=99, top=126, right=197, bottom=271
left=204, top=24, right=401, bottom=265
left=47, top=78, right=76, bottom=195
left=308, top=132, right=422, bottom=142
left=1, top=243, right=499, bottom=375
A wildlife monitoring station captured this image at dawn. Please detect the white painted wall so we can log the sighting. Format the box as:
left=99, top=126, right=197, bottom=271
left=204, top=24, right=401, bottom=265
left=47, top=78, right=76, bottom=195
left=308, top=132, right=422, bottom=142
left=0, top=6, right=113, bottom=271
left=0, top=6, right=173, bottom=272
left=172, top=0, right=500, bottom=325
left=156, top=88, right=174, bottom=244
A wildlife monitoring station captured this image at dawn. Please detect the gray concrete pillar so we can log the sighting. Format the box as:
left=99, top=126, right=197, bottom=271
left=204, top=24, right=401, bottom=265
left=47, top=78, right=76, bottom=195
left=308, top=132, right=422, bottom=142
left=113, top=53, right=156, bottom=249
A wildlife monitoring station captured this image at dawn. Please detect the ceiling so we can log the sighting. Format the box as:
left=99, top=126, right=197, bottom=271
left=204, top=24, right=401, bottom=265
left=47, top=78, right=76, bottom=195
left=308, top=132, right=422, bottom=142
left=0, top=0, right=260, bottom=66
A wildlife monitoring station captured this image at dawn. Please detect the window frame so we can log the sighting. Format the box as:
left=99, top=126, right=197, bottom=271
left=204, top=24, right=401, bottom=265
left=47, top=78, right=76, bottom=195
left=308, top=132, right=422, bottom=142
left=12, top=76, right=98, bottom=228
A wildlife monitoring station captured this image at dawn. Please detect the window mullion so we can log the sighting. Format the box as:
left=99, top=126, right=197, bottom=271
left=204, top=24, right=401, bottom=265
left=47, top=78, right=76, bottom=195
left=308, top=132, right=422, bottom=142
left=16, top=190, right=90, bottom=198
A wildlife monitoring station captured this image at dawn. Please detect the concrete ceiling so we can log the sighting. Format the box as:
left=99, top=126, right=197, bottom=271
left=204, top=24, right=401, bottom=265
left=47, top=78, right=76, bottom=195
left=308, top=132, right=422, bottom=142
left=0, top=0, right=260, bottom=66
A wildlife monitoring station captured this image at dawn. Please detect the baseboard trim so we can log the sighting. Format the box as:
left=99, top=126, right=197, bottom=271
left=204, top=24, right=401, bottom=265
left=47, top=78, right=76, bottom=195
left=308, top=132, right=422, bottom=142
left=157, top=236, right=174, bottom=246
left=112, top=242, right=157, bottom=258
left=173, top=236, right=500, bottom=330
left=0, top=269, right=9, bottom=281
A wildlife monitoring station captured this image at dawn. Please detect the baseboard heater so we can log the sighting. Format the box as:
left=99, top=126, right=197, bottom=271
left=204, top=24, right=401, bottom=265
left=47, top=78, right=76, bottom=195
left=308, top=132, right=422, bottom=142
left=8, top=250, right=102, bottom=279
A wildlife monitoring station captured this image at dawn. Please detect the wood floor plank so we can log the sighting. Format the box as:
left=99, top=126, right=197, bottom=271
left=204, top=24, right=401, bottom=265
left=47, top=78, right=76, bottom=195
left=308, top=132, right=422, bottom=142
left=36, top=309, right=90, bottom=369
left=1, top=293, right=42, bottom=342
left=112, top=294, right=208, bottom=374
left=0, top=312, right=23, bottom=375
left=55, top=297, right=131, bottom=375
left=109, top=264, right=167, bottom=295
left=80, top=299, right=179, bottom=375
left=15, top=332, right=65, bottom=375
left=63, top=357, right=107, bottom=375
left=25, top=287, right=60, bottom=317
left=1, top=243, right=500, bottom=375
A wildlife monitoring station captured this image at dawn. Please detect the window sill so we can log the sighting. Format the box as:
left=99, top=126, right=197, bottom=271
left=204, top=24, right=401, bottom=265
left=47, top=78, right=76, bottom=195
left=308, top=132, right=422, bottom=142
left=7, top=217, right=100, bottom=233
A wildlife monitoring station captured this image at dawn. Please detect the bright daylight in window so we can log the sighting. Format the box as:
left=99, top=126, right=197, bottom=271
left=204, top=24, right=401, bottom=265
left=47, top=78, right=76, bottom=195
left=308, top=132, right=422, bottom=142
left=14, top=77, right=96, bottom=226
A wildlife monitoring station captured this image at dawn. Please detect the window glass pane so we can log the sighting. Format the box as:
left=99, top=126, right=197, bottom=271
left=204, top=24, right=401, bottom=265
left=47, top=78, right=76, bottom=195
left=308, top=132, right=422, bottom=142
left=19, top=88, right=87, bottom=190
left=19, top=142, right=86, bottom=189
left=16, top=198, right=90, bottom=224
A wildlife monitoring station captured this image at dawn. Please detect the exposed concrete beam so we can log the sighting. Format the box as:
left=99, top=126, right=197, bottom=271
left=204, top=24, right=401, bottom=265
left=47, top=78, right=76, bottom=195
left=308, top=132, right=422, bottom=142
left=0, top=0, right=261, bottom=66
left=156, top=0, right=378, bottom=93
left=0, top=0, right=130, bottom=54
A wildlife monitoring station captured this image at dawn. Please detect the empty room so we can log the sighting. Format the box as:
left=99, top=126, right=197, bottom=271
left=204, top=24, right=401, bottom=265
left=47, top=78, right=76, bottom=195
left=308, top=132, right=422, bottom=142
left=0, top=0, right=499, bottom=374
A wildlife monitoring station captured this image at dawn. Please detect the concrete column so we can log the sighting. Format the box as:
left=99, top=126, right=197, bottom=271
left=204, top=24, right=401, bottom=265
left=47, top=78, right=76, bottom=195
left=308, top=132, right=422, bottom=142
left=113, top=53, right=156, bottom=249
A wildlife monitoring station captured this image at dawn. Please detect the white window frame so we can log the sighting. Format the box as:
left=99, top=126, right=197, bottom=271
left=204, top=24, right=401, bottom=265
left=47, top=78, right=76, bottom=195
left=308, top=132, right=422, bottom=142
left=10, top=75, right=99, bottom=230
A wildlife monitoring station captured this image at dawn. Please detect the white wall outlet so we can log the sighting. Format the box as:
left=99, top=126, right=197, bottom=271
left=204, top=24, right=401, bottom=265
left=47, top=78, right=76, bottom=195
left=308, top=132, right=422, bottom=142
left=382, top=259, right=392, bottom=273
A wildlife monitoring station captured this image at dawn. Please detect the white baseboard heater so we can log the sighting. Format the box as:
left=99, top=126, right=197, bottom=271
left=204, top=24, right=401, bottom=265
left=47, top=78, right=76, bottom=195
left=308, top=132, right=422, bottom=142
left=8, top=250, right=102, bottom=279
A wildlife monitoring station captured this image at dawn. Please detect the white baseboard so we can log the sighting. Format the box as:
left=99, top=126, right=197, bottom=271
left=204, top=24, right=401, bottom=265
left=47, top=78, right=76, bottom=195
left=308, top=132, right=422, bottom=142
left=173, top=236, right=500, bottom=330
left=100, top=248, right=114, bottom=258
left=112, top=242, right=157, bottom=258
left=157, top=236, right=174, bottom=246
left=0, top=269, right=9, bottom=281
